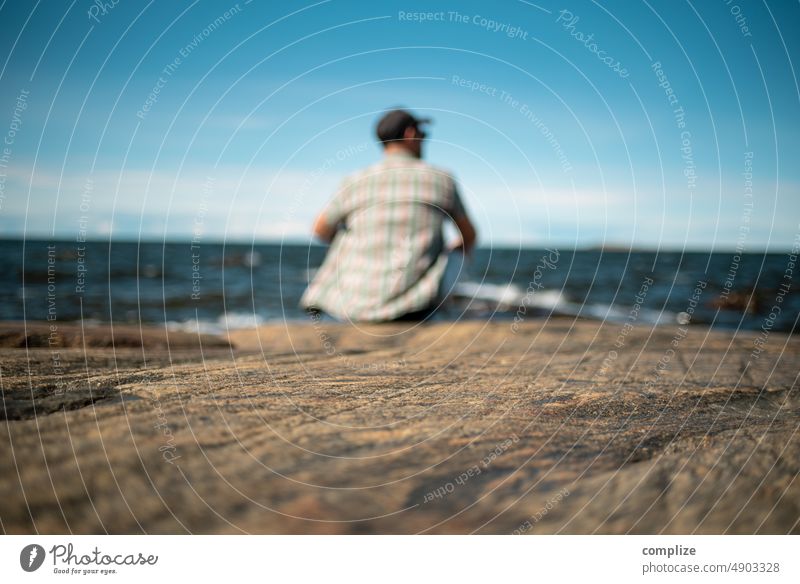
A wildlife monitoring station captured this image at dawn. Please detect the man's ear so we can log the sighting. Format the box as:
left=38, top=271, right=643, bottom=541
left=403, top=126, right=416, bottom=140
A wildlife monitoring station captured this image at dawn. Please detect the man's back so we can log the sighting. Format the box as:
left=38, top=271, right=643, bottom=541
left=301, top=150, right=466, bottom=322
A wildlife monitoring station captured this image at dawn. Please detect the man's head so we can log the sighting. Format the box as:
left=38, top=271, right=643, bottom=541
left=375, top=108, right=431, bottom=158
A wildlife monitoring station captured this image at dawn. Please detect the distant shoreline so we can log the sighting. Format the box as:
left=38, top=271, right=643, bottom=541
left=1, top=236, right=795, bottom=254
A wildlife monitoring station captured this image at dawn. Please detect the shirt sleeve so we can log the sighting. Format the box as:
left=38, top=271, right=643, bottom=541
left=320, top=178, right=350, bottom=227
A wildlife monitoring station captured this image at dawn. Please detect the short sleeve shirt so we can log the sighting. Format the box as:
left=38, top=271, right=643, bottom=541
left=300, top=151, right=467, bottom=322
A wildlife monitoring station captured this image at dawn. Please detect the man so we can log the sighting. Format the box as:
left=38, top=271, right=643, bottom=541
left=300, top=108, right=477, bottom=322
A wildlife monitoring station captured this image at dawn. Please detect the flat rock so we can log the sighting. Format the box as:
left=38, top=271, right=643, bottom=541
left=0, top=319, right=797, bottom=534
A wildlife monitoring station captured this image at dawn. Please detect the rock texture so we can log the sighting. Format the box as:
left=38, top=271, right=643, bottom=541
left=1, top=318, right=798, bottom=533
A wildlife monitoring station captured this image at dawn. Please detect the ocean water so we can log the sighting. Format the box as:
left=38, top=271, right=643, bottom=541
left=1, top=239, right=797, bottom=333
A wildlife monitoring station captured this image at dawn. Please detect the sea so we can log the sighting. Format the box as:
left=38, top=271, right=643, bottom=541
left=2, top=239, right=797, bottom=334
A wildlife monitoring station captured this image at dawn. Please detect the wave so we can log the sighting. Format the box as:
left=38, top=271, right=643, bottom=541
left=167, top=311, right=264, bottom=335
left=451, top=281, right=679, bottom=325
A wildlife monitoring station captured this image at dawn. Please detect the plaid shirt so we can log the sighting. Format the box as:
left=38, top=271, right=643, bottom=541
left=300, top=151, right=467, bottom=321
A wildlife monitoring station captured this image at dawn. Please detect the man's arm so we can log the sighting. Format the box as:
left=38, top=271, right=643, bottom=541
left=451, top=213, right=477, bottom=254
left=312, top=213, right=338, bottom=244
left=446, top=177, right=476, bottom=254
left=313, top=178, right=350, bottom=243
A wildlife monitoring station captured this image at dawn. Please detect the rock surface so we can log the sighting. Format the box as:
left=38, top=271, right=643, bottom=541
left=1, top=319, right=798, bottom=533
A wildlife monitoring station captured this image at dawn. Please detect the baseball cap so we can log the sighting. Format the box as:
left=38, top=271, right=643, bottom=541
left=375, top=108, right=432, bottom=143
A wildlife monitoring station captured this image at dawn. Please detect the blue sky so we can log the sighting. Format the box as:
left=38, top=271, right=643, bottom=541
left=0, top=0, right=798, bottom=250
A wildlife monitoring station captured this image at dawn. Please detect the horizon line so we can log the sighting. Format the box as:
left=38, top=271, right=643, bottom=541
left=0, top=236, right=794, bottom=254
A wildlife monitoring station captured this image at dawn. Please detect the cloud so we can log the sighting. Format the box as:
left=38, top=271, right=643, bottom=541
left=2, top=162, right=797, bottom=249
left=0, top=163, right=343, bottom=239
